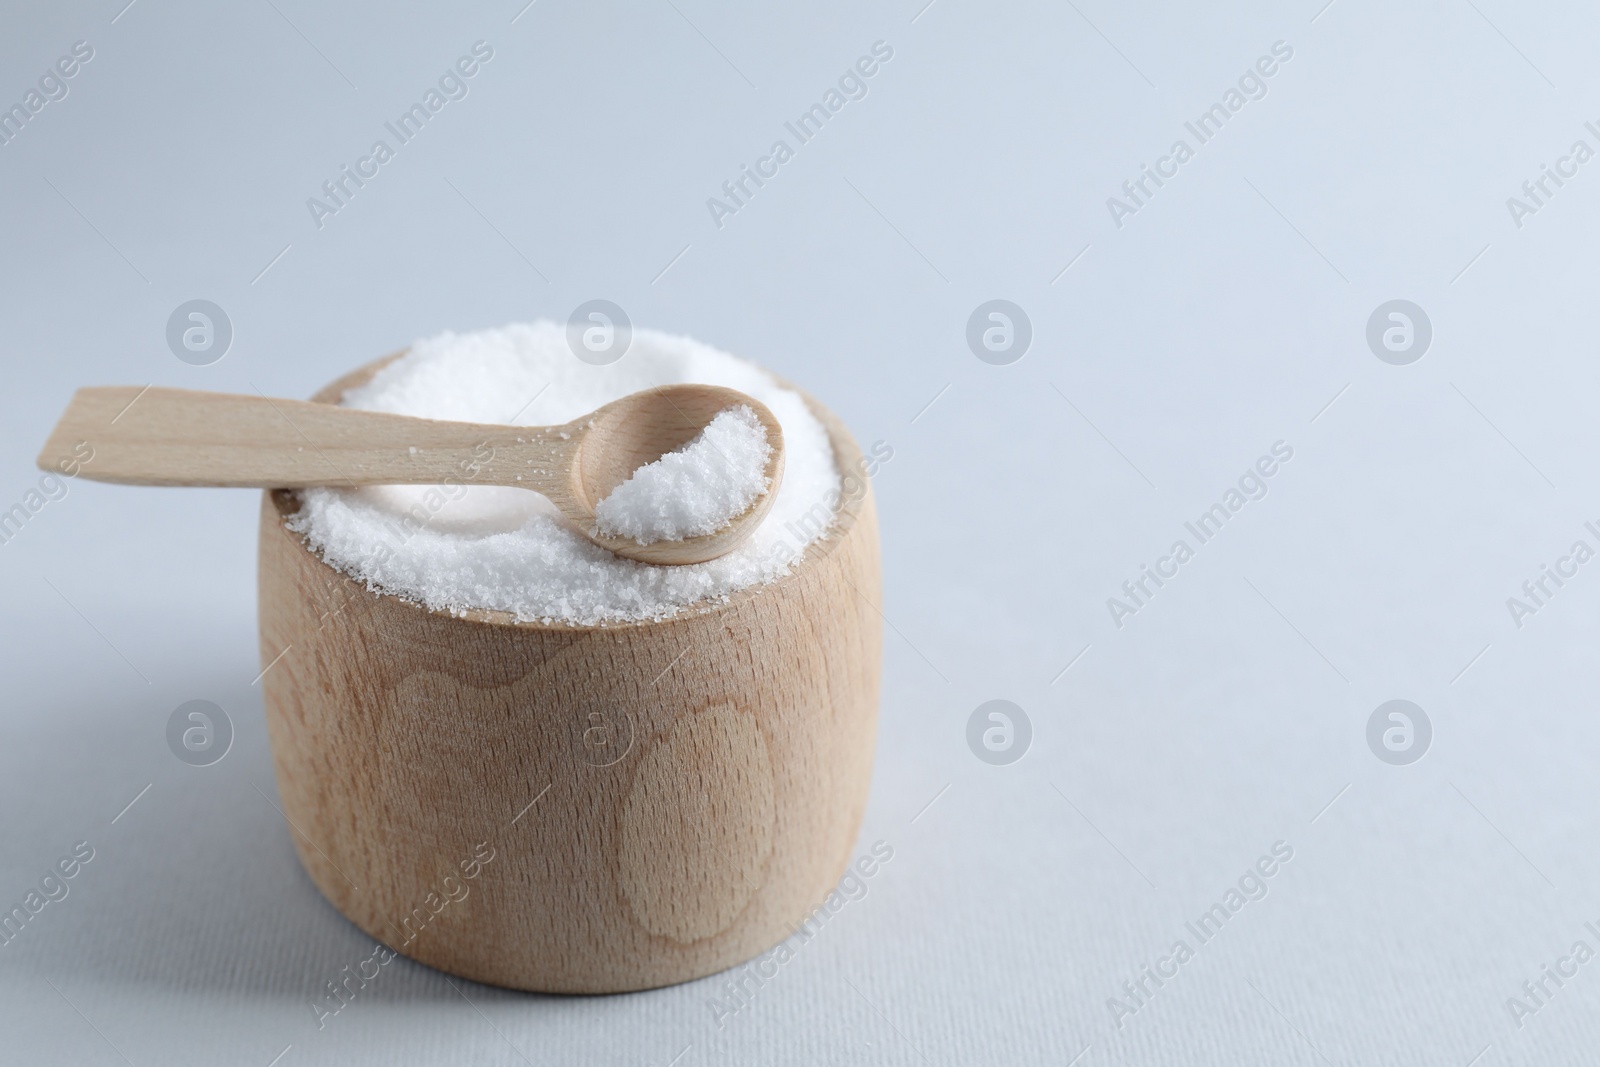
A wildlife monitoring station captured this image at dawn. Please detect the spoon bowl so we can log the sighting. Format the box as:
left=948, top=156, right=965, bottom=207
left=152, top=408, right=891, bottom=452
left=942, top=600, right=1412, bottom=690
left=37, top=382, right=787, bottom=566
left=570, top=384, right=787, bottom=564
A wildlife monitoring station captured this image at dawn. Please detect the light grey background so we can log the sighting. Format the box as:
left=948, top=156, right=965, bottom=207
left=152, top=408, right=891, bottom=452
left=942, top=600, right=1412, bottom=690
left=1, top=0, right=1595, bottom=1063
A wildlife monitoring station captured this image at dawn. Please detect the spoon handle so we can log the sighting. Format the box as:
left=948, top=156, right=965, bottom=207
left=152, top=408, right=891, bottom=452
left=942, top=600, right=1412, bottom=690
left=36, top=386, right=574, bottom=492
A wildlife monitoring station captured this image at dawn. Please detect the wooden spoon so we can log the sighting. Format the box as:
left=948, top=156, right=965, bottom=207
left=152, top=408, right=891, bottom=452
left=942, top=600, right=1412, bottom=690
left=36, top=384, right=786, bottom=566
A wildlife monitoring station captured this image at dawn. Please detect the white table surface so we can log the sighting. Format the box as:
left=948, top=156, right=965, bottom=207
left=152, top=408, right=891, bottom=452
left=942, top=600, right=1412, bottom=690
left=3, top=0, right=1598, bottom=1063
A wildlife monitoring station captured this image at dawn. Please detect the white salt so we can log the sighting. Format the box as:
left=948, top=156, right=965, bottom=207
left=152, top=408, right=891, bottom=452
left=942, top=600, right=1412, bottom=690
left=288, top=322, right=841, bottom=626
left=593, top=405, right=772, bottom=545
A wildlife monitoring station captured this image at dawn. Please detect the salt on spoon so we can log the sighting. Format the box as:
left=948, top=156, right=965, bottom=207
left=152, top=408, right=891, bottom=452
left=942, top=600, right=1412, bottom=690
left=36, top=382, right=786, bottom=566
left=594, top=405, right=774, bottom=546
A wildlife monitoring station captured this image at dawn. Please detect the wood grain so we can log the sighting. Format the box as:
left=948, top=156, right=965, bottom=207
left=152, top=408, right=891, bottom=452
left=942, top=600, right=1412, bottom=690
left=40, top=382, right=787, bottom=565
left=257, top=354, right=881, bottom=993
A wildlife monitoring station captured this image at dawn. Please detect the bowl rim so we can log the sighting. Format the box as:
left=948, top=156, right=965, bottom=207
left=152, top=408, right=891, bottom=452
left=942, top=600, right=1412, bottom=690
left=267, top=349, right=873, bottom=633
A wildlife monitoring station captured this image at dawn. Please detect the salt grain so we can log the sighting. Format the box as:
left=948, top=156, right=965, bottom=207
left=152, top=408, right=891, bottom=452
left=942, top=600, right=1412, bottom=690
left=594, top=405, right=772, bottom=545
left=288, top=322, right=841, bottom=625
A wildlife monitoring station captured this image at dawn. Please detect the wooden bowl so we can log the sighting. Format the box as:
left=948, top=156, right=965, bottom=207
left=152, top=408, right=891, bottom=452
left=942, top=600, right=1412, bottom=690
left=256, top=354, right=882, bottom=993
